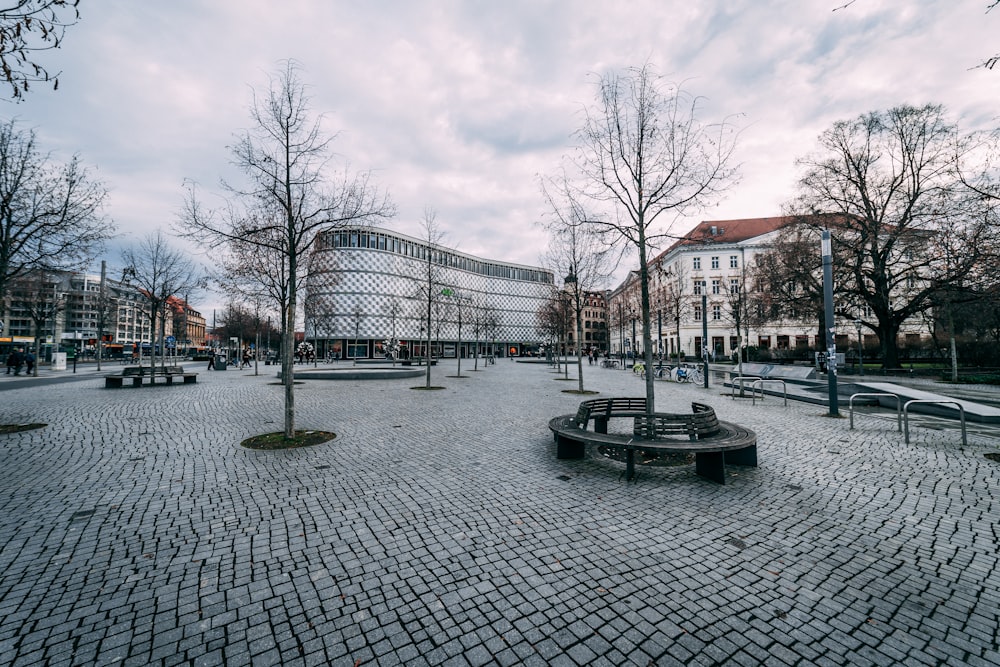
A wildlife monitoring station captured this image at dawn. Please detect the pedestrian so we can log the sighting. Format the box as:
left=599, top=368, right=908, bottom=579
left=241, top=350, right=251, bottom=368
left=25, top=351, right=35, bottom=375
left=10, top=348, right=24, bottom=376
left=207, top=354, right=214, bottom=371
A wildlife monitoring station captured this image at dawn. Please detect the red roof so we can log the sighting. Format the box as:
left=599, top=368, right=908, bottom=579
left=672, top=216, right=797, bottom=248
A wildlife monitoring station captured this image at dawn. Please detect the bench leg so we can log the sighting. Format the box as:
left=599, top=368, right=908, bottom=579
left=556, top=435, right=585, bottom=460
left=695, top=451, right=727, bottom=484
left=593, top=417, right=608, bottom=434
left=626, top=448, right=635, bottom=481
left=726, top=444, right=757, bottom=467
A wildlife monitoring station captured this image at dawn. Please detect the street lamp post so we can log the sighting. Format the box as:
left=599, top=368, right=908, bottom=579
left=855, top=318, right=864, bottom=376
left=618, top=302, right=624, bottom=371
left=657, top=309, right=662, bottom=363
left=821, top=230, right=839, bottom=416
left=630, top=310, right=636, bottom=364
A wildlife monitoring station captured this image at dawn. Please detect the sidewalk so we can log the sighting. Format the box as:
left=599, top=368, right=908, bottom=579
left=0, top=360, right=997, bottom=665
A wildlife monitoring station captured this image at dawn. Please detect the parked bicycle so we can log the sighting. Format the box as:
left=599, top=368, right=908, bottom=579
left=673, top=365, right=703, bottom=384
left=640, top=364, right=670, bottom=380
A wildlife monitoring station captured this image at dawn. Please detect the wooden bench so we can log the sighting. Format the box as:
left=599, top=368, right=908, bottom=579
left=549, top=400, right=757, bottom=484
left=105, top=366, right=198, bottom=388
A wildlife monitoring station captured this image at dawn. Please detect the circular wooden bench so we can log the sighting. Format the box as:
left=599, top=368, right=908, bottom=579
left=548, top=399, right=757, bottom=484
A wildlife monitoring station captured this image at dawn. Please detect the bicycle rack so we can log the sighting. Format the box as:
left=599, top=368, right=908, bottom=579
left=750, top=379, right=787, bottom=406
left=848, top=393, right=902, bottom=431
left=730, top=376, right=760, bottom=399
left=903, top=399, right=967, bottom=446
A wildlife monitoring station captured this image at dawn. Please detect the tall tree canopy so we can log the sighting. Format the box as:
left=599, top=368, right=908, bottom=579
left=571, top=62, right=740, bottom=410
left=784, top=104, right=999, bottom=367
left=0, top=118, right=111, bottom=308
left=180, top=60, right=394, bottom=438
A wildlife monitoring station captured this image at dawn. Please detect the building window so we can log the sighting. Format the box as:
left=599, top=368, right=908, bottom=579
left=730, top=255, right=738, bottom=268
left=693, top=280, right=704, bottom=295
left=694, top=305, right=702, bottom=321
left=711, top=256, right=719, bottom=269
left=730, top=278, right=740, bottom=294
left=712, top=305, right=721, bottom=320
left=692, top=257, right=701, bottom=270
left=711, top=279, right=721, bottom=295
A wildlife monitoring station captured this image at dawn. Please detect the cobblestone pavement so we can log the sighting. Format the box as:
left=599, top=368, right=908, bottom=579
left=0, top=360, right=998, bottom=666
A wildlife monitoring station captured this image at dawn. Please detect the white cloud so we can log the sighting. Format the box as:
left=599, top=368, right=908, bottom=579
left=8, top=0, right=998, bottom=302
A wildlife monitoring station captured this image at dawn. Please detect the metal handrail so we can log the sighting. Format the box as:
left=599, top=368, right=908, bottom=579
left=730, top=376, right=760, bottom=399
left=903, top=399, right=967, bottom=446
left=750, top=379, right=787, bottom=406
left=849, top=393, right=902, bottom=431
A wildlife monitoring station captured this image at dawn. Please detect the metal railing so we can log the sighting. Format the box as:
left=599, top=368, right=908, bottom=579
left=730, top=376, right=761, bottom=400
left=848, top=393, right=901, bottom=431
left=751, top=379, right=787, bottom=406
left=903, top=399, right=967, bottom=446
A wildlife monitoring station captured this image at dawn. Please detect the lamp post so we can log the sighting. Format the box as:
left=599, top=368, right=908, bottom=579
left=630, top=309, right=636, bottom=363
left=657, top=309, right=662, bottom=363
left=618, top=301, right=624, bottom=370
left=821, top=230, right=839, bottom=416
left=855, top=318, right=864, bottom=376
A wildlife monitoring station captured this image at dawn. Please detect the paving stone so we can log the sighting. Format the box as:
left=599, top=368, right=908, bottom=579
left=1, top=362, right=998, bottom=666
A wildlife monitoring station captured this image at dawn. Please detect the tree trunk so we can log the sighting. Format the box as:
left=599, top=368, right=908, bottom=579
left=879, top=321, right=901, bottom=369
left=638, top=232, right=655, bottom=413
left=576, top=302, right=585, bottom=393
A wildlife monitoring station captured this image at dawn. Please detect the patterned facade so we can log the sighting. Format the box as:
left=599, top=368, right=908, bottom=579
left=307, top=227, right=555, bottom=358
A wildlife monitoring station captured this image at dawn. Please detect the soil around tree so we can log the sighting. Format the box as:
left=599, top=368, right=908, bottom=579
left=986, top=452, right=1000, bottom=463
left=411, top=386, right=446, bottom=391
left=241, top=430, right=335, bottom=450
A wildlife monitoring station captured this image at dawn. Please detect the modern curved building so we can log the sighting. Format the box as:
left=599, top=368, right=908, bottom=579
left=305, top=226, right=556, bottom=359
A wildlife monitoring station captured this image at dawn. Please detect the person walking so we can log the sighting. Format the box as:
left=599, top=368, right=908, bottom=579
left=10, top=348, right=24, bottom=376
left=24, top=351, right=35, bottom=375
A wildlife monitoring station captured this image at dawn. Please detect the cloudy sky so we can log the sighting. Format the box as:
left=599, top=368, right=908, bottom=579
left=10, top=0, right=1000, bottom=300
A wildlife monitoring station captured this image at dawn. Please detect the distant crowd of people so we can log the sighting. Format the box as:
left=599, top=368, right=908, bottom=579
left=4, top=348, right=35, bottom=376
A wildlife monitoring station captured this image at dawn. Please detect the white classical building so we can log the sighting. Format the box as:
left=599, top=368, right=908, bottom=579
left=305, top=226, right=555, bottom=359
left=607, top=216, right=928, bottom=363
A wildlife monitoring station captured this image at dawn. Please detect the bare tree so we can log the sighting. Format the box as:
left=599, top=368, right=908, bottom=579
left=0, top=118, right=111, bottom=310
left=180, top=61, right=394, bottom=438
left=653, top=260, right=689, bottom=361
left=0, top=0, right=80, bottom=100
left=415, top=210, right=446, bottom=388
left=120, top=231, right=200, bottom=376
left=572, top=62, right=740, bottom=410
left=787, top=104, right=998, bottom=368
left=540, top=179, right=613, bottom=392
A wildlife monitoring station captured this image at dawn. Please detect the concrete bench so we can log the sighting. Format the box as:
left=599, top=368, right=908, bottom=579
left=105, top=366, right=198, bottom=388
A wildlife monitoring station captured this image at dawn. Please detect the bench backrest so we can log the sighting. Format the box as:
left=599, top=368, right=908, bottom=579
left=571, top=403, right=591, bottom=428
left=633, top=404, right=720, bottom=441
left=580, top=397, right=647, bottom=418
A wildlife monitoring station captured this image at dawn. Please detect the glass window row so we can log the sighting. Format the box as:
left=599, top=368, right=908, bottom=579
left=324, top=230, right=553, bottom=284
